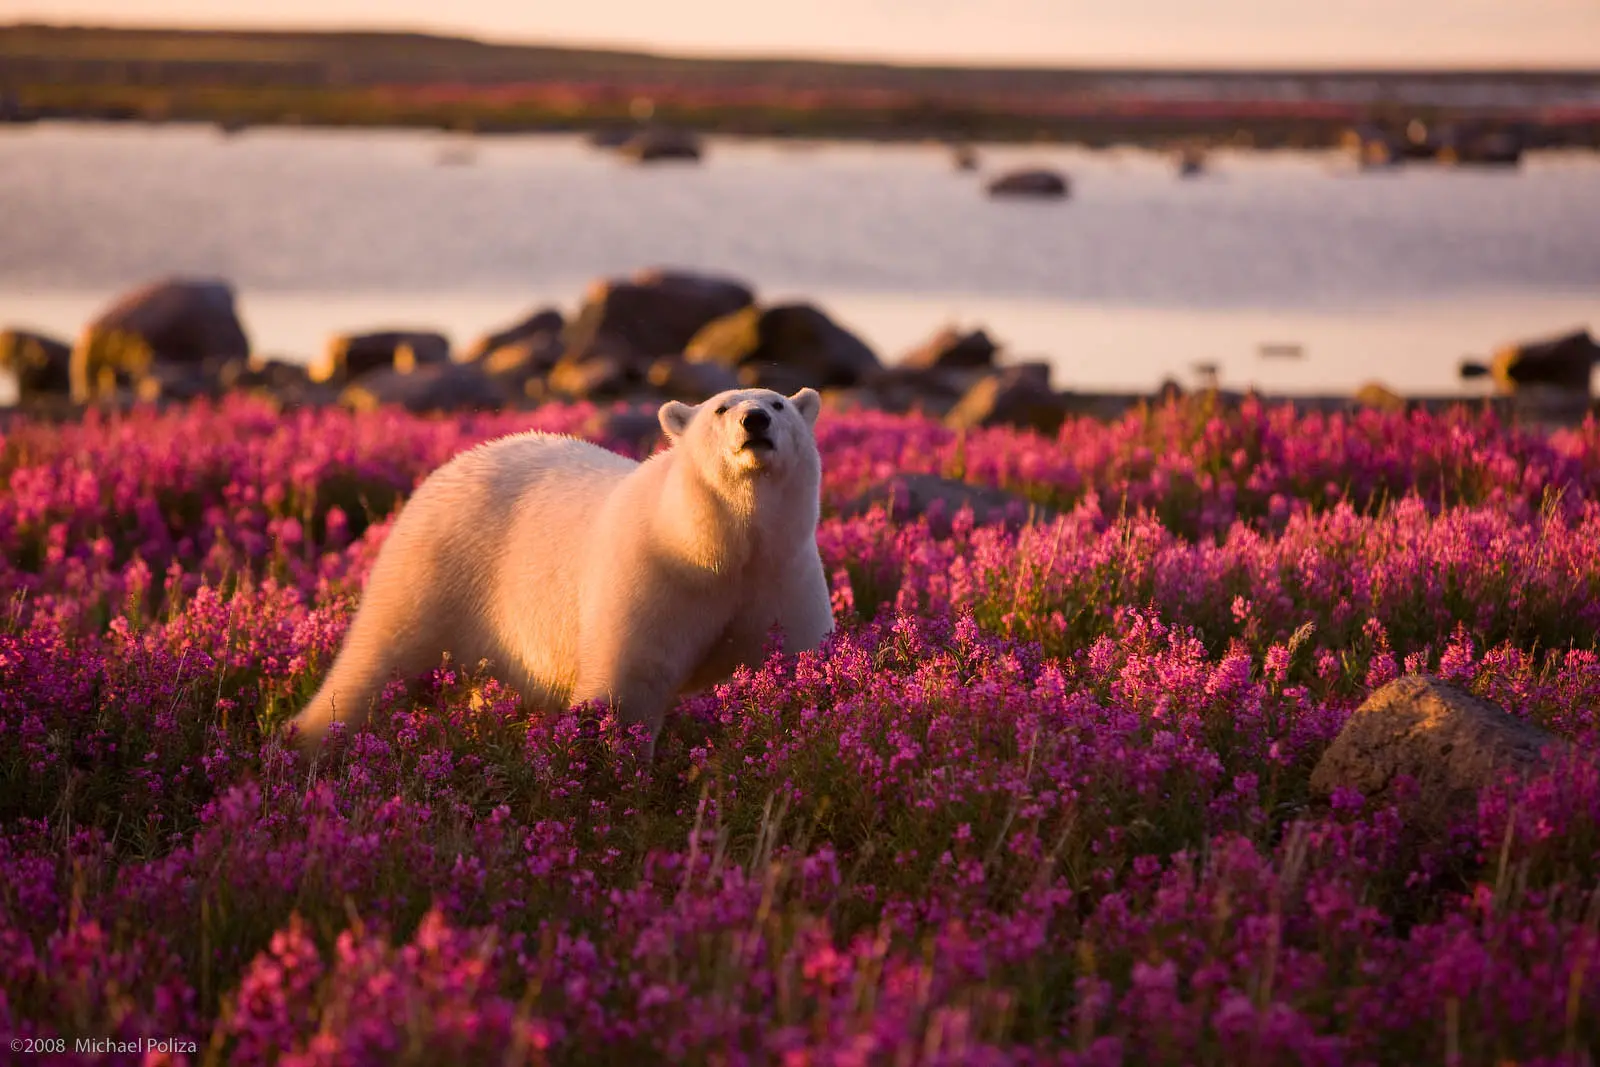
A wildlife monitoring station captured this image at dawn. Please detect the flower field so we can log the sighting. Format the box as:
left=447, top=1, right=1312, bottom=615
left=2, top=395, right=1599, bottom=1065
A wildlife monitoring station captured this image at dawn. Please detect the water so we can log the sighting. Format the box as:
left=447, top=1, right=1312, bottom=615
left=0, top=122, right=1597, bottom=396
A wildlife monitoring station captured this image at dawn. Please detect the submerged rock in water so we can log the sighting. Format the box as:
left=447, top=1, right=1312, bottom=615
left=986, top=168, right=1069, bottom=199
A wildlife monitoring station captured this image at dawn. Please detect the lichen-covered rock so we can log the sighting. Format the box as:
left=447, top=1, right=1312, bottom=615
left=547, top=354, right=632, bottom=400
left=1310, top=674, right=1556, bottom=835
left=686, top=303, right=882, bottom=388
left=1490, top=330, right=1598, bottom=392
left=461, top=308, right=565, bottom=366
left=563, top=270, right=753, bottom=369
left=0, top=328, right=72, bottom=399
left=70, top=279, right=250, bottom=402
left=479, top=333, right=565, bottom=385
left=899, top=326, right=999, bottom=371
left=315, top=331, right=451, bottom=384
left=945, top=364, right=1071, bottom=434
left=1354, top=380, right=1406, bottom=413
left=647, top=356, right=740, bottom=401
left=338, top=362, right=510, bottom=415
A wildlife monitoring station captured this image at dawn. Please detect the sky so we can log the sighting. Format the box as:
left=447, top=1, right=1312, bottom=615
left=4, top=0, right=1600, bottom=68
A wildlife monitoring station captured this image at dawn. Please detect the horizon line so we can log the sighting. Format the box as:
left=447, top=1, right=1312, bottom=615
left=7, top=19, right=1600, bottom=77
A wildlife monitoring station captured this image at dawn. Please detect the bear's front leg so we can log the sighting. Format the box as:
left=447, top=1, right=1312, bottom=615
left=571, top=604, right=714, bottom=759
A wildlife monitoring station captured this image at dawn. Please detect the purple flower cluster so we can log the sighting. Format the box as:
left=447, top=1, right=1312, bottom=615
left=2, top=396, right=1598, bottom=1065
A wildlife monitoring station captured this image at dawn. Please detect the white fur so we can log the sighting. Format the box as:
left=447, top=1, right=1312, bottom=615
left=289, top=388, right=833, bottom=756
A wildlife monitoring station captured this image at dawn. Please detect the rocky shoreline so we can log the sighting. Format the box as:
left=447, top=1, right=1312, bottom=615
left=3, top=271, right=1596, bottom=433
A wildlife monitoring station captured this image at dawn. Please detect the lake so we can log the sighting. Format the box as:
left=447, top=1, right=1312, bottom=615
left=0, top=123, right=1596, bottom=396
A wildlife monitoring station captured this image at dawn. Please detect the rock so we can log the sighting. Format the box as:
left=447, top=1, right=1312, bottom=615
left=132, top=363, right=222, bottom=404
left=945, top=364, right=1071, bottom=435
left=219, top=356, right=311, bottom=393
left=840, top=474, right=1057, bottom=539
left=820, top=387, right=887, bottom=413
left=986, top=169, right=1070, bottom=199
left=461, top=308, right=565, bottom=365
left=647, top=357, right=741, bottom=400
left=686, top=303, right=882, bottom=388
left=617, top=127, right=703, bottom=163
left=0, top=329, right=72, bottom=399
left=1436, top=124, right=1525, bottom=167
left=588, top=126, right=635, bottom=150
left=338, top=362, right=511, bottom=415
left=547, top=354, right=632, bottom=400
left=736, top=362, right=824, bottom=396
left=1354, top=381, right=1407, bottom=413
left=1488, top=330, right=1598, bottom=393
left=863, top=365, right=984, bottom=417
left=480, top=333, right=565, bottom=384
left=1309, top=674, right=1556, bottom=836
left=70, top=279, right=250, bottom=403
left=564, top=269, right=754, bottom=370
left=899, top=326, right=1000, bottom=371
left=951, top=144, right=980, bottom=171
left=314, top=331, right=451, bottom=384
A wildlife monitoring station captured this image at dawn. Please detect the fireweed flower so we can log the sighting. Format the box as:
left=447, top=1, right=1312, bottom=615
left=0, top=397, right=1597, bottom=1063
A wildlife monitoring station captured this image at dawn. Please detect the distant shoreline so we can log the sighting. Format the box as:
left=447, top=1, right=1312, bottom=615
left=4, top=23, right=1599, bottom=149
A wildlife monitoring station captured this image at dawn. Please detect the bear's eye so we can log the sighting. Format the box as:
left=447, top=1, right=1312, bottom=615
left=771, top=400, right=785, bottom=411
left=715, top=404, right=729, bottom=416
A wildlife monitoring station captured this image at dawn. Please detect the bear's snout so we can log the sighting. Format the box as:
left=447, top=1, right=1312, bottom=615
left=741, top=409, right=772, bottom=436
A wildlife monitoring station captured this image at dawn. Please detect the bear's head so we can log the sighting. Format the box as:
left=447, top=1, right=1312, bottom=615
left=658, top=388, right=822, bottom=484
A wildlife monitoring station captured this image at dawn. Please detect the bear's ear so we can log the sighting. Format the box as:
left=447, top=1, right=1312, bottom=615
left=788, top=388, right=821, bottom=428
left=658, top=401, right=696, bottom=441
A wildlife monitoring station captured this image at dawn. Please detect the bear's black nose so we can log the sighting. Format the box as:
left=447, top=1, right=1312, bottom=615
left=742, top=408, right=772, bottom=435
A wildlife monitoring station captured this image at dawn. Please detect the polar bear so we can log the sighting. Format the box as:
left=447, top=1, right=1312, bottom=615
left=288, top=387, right=834, bottom=757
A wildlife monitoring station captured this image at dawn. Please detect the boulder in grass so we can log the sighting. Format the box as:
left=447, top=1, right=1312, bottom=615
left=1309, top=674, right=1557, bottom=837
left=70, top=278, right=250, bottom=402
left=686, top=303, right=882, bottom=388
left=314, top=331, right=451, bottom=384
left=986, top=168, right=1070, bottom=199
left=945, top=363, right=1072, bottom=435
left=0, top=328, right=72, bottom=400
left=563, top=269, right=754, bottom=370
left=339, top=362, right=511, bottom=415
left=839, top=474, right=1057, bottom=539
